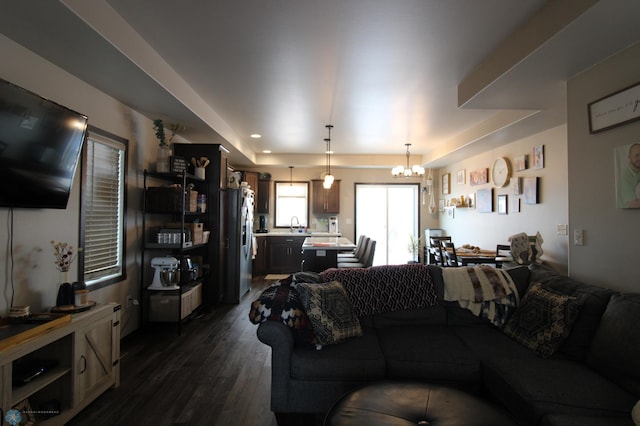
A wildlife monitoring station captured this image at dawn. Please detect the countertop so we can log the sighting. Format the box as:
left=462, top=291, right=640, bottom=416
left=254, top=231, right=341, bottom=237
left=301, top=236, right=356, bottom=250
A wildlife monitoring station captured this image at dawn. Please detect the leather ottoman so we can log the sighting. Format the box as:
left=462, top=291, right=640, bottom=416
left=324, top=382, right=517, bottom=425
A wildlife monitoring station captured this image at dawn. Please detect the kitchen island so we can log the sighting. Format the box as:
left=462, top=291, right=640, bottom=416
left=301, top=236, right=356, bottom=272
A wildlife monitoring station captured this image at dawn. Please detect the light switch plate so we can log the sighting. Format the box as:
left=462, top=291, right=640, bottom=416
left=574, top=229, right=584, bottom=246
left=556, top=224, right=567, bottom=235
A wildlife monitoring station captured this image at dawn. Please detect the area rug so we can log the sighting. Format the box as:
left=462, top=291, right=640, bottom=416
left=264, top=274, right=290, bottom=281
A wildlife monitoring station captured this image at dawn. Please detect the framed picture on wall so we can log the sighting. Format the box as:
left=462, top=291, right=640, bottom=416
left=532, top=145, right=544, bottom=169
left=614, top=143, right=640, bottom=208
left=511, top=197, right=521, bottom=213
left=469, top=168, right=488, bottom=185
left=498, top=194, right=508, bottom=214
left=457, top=169, right=466, bottom=185
left=476, top=188, right=493, bottom=213
left=523, top=177, right=539, bottom=204
left=588, top=81, right=640, bottom=133
left=442, top=173, right=451, bottom=194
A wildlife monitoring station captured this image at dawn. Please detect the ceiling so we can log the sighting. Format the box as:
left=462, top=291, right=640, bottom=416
left=1, top=0, right=639, bottom=169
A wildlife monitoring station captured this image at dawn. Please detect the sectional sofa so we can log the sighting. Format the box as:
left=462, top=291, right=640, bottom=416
left=251, top=263, right=639, bottom=426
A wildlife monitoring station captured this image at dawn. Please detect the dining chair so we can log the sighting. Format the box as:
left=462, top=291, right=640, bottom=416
left=495, top=244, right=512, bottom=269
left=337, top=234, right=366, bottom=261
left=441, top=241, right=462, bottom=267
left=337, top=236, right=371, bottom=263
left=338, top=240, right=376, bottom=268
left=428, top=237, right=451, bottom=265
left=428, top=238, right=445, bottom=266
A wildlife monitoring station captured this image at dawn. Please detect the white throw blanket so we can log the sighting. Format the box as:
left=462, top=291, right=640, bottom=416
left=443, top=265, right=519, bottom=327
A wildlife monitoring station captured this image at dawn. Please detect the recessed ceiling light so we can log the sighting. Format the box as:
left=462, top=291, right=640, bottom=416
left=262, top=150, right=271, bottom=154
left=250, top=133, right=262, bottom=139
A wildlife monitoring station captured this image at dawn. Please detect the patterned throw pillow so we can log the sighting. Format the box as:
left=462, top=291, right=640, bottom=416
left=503, top=282, right=582, bottom=358
left=294, top=281, right=363, bottom=346
left=249, top=282, right=317, bottom=347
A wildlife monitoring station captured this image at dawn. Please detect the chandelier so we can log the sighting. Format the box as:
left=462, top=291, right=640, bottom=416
left=322, top=124, right=334, bottom=189
left=391, top=143, right=425, bottom=177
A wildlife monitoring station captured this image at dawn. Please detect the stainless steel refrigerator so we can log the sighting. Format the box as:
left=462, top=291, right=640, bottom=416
left=225, top=187, right=254, bottom=303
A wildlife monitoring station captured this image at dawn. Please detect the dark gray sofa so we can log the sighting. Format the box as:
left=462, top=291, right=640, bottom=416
left=254, top=263, right=639, bottom=426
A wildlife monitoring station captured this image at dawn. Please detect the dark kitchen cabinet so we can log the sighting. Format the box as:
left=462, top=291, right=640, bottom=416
left=312, top=179, right=340, bottom=214
left=268, top=236, right=305, bottom=274
left=252, top=236, right=268, bottom=276
left=257, top=179, right=270, bottom=213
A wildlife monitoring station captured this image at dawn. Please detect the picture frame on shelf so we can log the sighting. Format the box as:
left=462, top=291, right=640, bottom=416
left=511, top=177, right=522, bottom=195
left=498, top=194, right=508, bottom=214
left=457, top=169, right=466, bottom=185
left=588, top=81, right=640, bottom=133
left=469, top=168, right=488, bottom=185
left=532, top=145, right=544, bottom=169
left=467, top=193, right=475, bottom=208
left=476, top=188, right=493, bottom=213
left=523, top=177, right=539, bottom=204
left=514, top=154, right=528, bottom=171
left=442, top=173, right=451, bottom=194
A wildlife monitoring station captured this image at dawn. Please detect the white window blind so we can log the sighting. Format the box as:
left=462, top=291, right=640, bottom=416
left=82, top=130, right=126, bottom=286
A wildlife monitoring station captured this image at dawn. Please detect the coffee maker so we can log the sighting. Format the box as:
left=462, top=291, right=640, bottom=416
left=329, top=216, right=339, bottom=234
left=256, top=215, right=268, bottom=233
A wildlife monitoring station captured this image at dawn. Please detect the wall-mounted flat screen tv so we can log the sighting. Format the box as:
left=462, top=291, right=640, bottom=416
left=0, top=78, right=88, bottom=209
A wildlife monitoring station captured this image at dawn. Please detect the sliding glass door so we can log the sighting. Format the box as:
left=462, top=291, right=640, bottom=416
left=355, top=183, right=420, bottom=266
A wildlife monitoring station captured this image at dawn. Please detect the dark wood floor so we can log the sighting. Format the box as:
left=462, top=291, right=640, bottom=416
left=68, top=277, right=280, bottom=426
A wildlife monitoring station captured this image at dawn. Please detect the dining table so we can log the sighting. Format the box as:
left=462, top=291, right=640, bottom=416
left=301, top=236, right=357, bottom=272
left=454, top=247, right=511, bottom=267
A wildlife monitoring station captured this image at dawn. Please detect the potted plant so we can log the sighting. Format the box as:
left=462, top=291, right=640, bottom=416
left=153, top=119, right=182, bottom=173
left=407, top=234, right=422, bottom=263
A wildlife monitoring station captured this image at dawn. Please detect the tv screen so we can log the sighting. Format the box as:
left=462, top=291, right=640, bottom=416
left=0, top=78, right=88, bottom=209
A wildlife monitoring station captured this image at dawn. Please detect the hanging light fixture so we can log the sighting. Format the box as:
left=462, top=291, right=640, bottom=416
left=289, top=165, right=294, bottom=185
left=323, top=124, right=334, bottom=189
left=391, top=143, right=425, bottom=177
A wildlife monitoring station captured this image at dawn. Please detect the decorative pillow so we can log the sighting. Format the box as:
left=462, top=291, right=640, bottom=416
left=320, top=264, right=437, bottom=317
left=503, top=282, right=582, bottom=358
left=294, top=281, right=362, bottom=346
left=249, top=282, right=317, bottom=347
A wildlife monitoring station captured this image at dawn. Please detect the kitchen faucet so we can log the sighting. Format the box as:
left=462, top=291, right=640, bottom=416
left=290, top=216, right=300, bottom=233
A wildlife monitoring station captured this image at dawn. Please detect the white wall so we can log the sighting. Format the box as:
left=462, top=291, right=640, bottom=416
left=0, top=35, right=155, bottom=336
left=435, top=125, right=569, bottom=274
left=567, top=41, right=640, bottom=291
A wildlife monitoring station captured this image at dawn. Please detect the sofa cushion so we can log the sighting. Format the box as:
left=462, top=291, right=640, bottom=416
left=541, top=413, right=634, bottom=426
left=249, top=282, right=317, bottom=347
left=503, top=282, right=582, bottom=358
left=291, top=326, right=385, bottom=380
left=529, top=264, right=617, bottom=360
left=587, top=293, right=640, bottom=397
left=320, top=264, right=438, bottom=317
left=377, top=325, right=480, bottom=384
left=483, top=358, right=637, bottom=425
left=453, top=326, right=539, bottom=361
left=295, top=281, right=362, bottom=346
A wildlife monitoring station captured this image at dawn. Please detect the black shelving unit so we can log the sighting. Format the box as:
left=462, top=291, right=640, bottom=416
left=141, top=169, right=210, bottom=334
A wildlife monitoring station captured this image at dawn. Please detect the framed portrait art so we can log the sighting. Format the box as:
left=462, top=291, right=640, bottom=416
left=442, top=173, right=451, bottom=194
left=457, top=170, right=465, bottom=185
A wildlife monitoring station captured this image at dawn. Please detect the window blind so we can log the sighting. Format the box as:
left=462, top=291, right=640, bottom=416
left=83, top=134, right=125, bottom=284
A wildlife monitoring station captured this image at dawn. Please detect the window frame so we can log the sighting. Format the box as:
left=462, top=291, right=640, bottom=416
left=273, top=180, right=310, bottom=229
left=79, top=125, right=128, bottom=290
